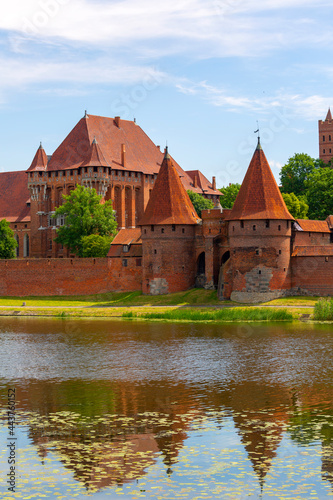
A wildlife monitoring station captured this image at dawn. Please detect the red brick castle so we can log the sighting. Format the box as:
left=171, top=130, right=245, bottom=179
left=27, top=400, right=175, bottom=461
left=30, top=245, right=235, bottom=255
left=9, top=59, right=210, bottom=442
left=1, top=112, right=333, bottom=302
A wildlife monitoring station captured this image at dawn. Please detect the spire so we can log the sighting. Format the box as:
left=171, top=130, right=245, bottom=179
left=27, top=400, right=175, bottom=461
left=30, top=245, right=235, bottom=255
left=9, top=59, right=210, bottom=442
left=256, top=136, right=262, bottom=151
left=139, top=149, right=200, bottom=225
left=27, top=143, right=48, bottom=171
left=226, top=144, right=294, bottom=221
left=326, top=108, right=332, bottom=121
left=80, top=138, right=109, bottom=168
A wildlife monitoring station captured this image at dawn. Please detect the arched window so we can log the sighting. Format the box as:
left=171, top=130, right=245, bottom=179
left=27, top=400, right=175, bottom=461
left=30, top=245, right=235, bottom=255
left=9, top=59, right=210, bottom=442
left=197, top=252, right=205, bottom=274
left=23, top=234, right=29, bottom=258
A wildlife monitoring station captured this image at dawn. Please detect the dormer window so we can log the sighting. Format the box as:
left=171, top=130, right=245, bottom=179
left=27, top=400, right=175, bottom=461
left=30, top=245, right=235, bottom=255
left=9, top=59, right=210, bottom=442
left=123, top=245, right=129, bottom=253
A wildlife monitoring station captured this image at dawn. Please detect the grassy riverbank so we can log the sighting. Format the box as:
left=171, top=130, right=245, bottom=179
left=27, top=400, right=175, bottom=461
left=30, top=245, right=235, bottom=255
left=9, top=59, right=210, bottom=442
left=0, top=289, right=319, bottom=321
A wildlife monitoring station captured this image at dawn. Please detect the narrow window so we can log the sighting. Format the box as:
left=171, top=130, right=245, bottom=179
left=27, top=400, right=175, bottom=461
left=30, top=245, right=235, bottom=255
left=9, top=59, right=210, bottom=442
left=324, top=149, right=326, bottom=154
left=258, top=270, right=261, bottom=275
left=172, top=224, right=176, bottom=232
left=309, top=232, right=311, bottom=237
left=144, top=229, right=147, bottom=234
left=182, top=228, right=185, bottom=234
left=253, top=225, right=256, bottom=231
left=122, top=259, right=128, bottom=267
left=240, top=221, right=244, bottom=228
left=323, top=135, right=326, bottom=142
left=279, top=250, right=282, bottom=255
left=256, top=250, right=259, bottom=255
left=136, top=258, right=142, bottom=266
left=266, top=220, right=270, bottom=228
left=151, top=225, right=154, bottom=232
left=326, top=257, right=329, bottom=262
left=330, top=135, right=332, bottom=141
left=233, top=226, right=235, bottom=232
left=161, top=228, right=164, bottom=233
left=278, top=225, right=281, bottom=231
left=154, top=249, right=157, bottom=254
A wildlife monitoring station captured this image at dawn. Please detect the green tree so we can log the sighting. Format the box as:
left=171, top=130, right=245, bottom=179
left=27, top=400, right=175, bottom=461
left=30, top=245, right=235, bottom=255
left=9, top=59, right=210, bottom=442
left=54, top=185, right=117, bottom=257
left=282, top=193, right=308, bottom=219
left=219, top=183, right=241, bottom=209
left=0, top=219, right=17, bottom=259
left=81, top=234, right=114, bottom=258
left=187, top=190, right=214, bottom=217
left=279, top=153, right=322, bottom=196
left=305, top=167, right=333, bottom=220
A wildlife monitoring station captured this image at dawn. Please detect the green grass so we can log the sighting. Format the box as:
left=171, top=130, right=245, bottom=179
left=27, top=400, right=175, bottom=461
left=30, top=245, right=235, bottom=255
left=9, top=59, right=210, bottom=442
left=0, top=289, right=225, bottom=308
left=122, top=307, right=293, bottom=322
left=314, top=298, right=333, bottom=321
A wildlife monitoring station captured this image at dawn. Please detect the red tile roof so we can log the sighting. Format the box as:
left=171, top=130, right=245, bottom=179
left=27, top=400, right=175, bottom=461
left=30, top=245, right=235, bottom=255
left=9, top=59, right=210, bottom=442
left=80, top=138, right=110, bottom=168
left=111, top=228, right=142, bottom=246
left=27, top=144, right=48, bottom=172
left=185, top=170, right=221, bottom=196
left=296, top=219, right=330, bottom=233
left=43, top=114, right=220, bottom=195
left=227, top=141, right=294, bottom=221
left=139, top=149, right=200, bottom=226
left=292, top=246, right=333, bottom=257
left=0, top=171, right=30, bottom=222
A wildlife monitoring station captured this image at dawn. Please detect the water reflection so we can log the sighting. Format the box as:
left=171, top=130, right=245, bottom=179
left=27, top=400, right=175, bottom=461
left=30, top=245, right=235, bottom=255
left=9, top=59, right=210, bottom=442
left=0, top=317, right=332, bottom=498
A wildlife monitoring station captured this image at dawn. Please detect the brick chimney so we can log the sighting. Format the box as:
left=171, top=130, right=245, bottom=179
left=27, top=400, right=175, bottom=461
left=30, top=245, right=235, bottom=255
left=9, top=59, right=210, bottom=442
left=115, top=116, right=121, bottom=127
left=212, top=176, right=216, bottom=191
left=121, top=144, right=126, bottom=168
left=194, top=175, right=198, bottom=188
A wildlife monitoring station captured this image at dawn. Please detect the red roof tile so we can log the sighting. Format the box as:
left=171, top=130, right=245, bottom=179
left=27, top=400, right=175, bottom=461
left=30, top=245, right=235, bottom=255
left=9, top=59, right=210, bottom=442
left=185, top=170, right=221, bottom=196
left=227, top=140, right=294, bottom=221
left=44, top=114, right=220, bottom=195
left=292, top=246, right=333, bottom=257
left=0, top=171, right=31, bottom=222
left=27, top=144, right=48, bottom=172
left=296, top=219, right=330, bottom=233
left=139, top=149, right=200, bottom=226
left=80, top=138, right=110, bottom=168
left=111, top=228, right=142, bottom=246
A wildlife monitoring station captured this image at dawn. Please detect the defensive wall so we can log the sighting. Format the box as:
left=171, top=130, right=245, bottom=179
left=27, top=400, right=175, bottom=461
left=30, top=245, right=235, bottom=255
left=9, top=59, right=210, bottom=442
left=0, top=258, right=141, bottom=296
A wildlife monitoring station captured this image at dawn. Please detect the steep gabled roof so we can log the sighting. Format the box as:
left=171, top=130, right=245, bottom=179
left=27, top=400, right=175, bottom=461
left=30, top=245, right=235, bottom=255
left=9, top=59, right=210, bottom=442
left=111, top=228, right=142, bottom=246
left=139, top=149, right=200, bottom=226
left=80, top=138, right=110, bottom=168
left=27, top=144, right=48, bottom=172
left=0, top=171, right=31, bottom=222
left=326, top=108, right=332, bottom=121
left=43, top=114, right=221, bottom=195
left=226, top=140, right=294, bottom=221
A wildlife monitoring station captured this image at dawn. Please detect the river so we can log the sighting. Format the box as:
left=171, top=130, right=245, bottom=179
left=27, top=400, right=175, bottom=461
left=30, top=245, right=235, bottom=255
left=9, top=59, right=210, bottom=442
left=0, top=317, right=332, bottom=499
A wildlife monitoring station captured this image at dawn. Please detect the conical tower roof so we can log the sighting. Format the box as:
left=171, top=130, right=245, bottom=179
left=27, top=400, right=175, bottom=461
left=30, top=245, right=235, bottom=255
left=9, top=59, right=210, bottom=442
left=226, top=139, right=293, bottom=221
left=326, top=108, right=332, bottom=121
left=80, top=138, right=110, bottom=168
left=139, top=148, right=200, bottom=225
left=27, top=143, right=48, bottom=172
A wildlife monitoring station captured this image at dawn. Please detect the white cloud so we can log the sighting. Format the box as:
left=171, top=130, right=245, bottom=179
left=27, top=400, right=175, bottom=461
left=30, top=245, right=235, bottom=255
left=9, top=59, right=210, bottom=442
left=176, top=80, right=333, bottom=120
left=1, top=0, right=332, bottom=59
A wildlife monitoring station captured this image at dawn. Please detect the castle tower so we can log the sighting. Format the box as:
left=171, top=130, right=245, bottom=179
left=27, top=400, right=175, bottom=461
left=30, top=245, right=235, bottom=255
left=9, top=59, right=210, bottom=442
left=224, top=139, right=294, bottom=303
left=319, top=108, right=333, bottom=164
left=139, top=148, right=200, bottom=295
left=27, top=143, right=48, bottom=257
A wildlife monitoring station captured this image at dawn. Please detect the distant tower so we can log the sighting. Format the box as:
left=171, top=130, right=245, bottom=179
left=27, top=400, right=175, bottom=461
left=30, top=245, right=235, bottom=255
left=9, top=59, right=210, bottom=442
left=224, top=138, right=294, bottom=303
left=319, top=108, right=333, bottom=164
left=139, top=148, right=200, bottom=295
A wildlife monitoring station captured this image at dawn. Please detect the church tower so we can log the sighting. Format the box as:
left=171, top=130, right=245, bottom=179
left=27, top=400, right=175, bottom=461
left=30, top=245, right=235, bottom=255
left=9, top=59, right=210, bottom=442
left=319, top=108, right=333, bottom=164
left=139, top=148, right=200, bottom=295
left=224, top=139, right=294, bottom=303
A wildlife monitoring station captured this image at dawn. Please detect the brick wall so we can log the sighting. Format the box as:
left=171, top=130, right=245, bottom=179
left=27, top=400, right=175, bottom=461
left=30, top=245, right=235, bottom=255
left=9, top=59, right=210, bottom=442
left=292, top=256, right=333, bottom=295
left=141, top=224, right=196, bottom=294
left=293, top=231, right=331, bottom=246
left=0, top=258, right=141, bottom=296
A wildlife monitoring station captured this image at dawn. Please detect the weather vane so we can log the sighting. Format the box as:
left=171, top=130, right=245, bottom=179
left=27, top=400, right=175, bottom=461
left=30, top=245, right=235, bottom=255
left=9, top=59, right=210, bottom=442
left=254, top=121, right=260, bottom=140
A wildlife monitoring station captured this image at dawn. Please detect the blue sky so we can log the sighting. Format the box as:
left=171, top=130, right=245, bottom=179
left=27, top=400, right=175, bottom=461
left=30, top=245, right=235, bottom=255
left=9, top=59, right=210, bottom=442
left=1, top=0, right=333, bottom=187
